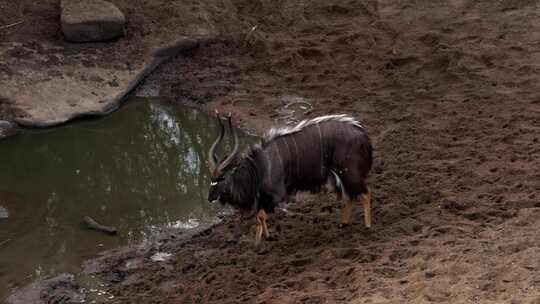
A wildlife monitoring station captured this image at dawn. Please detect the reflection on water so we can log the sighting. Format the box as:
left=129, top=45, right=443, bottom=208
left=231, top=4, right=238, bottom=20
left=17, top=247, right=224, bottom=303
left=0, top=98, right=256, bottom=300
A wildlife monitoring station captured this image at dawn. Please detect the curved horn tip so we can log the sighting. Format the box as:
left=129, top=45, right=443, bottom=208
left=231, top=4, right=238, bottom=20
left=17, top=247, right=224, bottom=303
left=208, top=112, right=226, bottom=174
left=217, top=111, right=240, bottom=173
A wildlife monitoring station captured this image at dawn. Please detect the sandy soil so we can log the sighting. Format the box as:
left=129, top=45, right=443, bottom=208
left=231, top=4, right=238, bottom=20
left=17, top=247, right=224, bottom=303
left=4, top=0, right=540, bottom=303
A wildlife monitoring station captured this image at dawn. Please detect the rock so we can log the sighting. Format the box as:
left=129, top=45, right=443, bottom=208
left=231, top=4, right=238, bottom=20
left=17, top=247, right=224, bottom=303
left=6, top=274, right=84, bottom=304
left=0, top=120, right=17, bottom=139
left=0, top=120, right=12, bottom=128
left=440, top=198, right=469, bottom=214
left=0, top=206, right=8, bottom=219
left=61, top=0, right=126, bottom=42
left=150, top=252, right=173, bottom=262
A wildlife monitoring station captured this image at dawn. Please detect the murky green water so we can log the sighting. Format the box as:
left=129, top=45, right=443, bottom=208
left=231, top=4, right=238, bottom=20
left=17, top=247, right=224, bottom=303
left=0, top=98, right=255, bottom=300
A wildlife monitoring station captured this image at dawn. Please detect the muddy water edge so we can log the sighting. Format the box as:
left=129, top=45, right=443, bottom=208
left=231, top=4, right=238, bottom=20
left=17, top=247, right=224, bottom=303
left=0, top=97, right=256, bottom=301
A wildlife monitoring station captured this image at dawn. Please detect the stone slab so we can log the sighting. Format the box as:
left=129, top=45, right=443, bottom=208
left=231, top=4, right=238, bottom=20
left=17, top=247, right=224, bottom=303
left=61, top=0, right=126, bottom=42
left=0, top=37, right=212, bottom=128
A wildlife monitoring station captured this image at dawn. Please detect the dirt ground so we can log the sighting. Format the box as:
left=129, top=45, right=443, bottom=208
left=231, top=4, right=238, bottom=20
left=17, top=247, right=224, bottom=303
left=4, top=0, right=540, bottom=303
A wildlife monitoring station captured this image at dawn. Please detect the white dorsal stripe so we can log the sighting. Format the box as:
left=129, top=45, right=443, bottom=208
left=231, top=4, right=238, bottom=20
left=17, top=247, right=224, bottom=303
left=265, top=114, right=364, bottom=141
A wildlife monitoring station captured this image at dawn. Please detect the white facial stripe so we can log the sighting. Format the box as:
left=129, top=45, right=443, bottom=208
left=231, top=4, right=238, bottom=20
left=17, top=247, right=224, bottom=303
left=210, top=182, right=218, bottom=186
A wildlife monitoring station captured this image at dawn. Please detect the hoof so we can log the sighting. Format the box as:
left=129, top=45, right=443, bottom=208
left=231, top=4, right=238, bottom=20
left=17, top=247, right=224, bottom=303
left=266, top=235, right=278, bottom=242
left=338, top=223, right=350, bottom=229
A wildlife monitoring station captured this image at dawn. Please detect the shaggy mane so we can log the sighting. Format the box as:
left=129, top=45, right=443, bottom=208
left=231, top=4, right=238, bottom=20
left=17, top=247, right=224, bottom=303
left=264, top=114, right=364, bottom=142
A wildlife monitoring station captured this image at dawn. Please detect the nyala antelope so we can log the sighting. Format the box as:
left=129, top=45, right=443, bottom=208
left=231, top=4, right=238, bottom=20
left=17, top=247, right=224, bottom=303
left=207, top=113, right=373, bottom=244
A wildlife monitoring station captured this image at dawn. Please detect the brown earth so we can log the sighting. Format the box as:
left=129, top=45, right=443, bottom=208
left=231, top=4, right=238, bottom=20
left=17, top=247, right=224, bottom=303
left=4, top=0, right=540, bottom=303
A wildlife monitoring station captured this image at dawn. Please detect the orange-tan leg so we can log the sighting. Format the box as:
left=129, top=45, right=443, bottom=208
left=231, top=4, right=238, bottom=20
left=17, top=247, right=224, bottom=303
left=255, top=217, right=263, bottom=245
left=255, top=210, right=270, bottom=245
left=362, top=188, right=372, bottom=228
left=260, top=209, right=270, bottom=238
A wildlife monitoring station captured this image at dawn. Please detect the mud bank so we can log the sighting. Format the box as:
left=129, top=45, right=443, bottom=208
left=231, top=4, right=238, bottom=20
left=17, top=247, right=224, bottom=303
left=83, top=0, right=540, bottom=302
left=4, top=0, right=540, bottom=303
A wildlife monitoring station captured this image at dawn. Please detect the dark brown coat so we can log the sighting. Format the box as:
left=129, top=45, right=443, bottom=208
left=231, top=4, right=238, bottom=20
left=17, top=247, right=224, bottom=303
left=208, top=115, right=372, bottom=214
